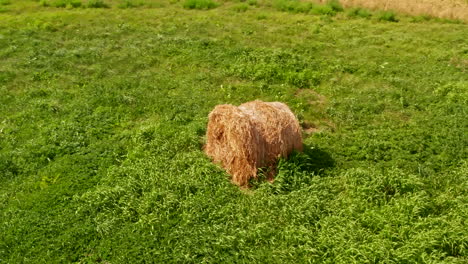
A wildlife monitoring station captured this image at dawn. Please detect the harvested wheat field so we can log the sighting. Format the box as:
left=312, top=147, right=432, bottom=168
left=205, top=100, right=303, bottom=186
left=315, top=0, right=468, bottom=20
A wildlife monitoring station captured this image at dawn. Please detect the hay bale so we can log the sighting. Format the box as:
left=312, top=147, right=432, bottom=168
left=205, top=100, right=303, bottom=186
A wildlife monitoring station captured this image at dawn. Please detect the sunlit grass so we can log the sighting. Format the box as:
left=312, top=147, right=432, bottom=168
left=0, top=0, right=467, bottom=262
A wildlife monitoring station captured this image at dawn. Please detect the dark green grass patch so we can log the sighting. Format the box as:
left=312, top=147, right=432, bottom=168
left=377, top=10, right=399, bottom=22
left=69, top=0, right=82, bottom=8
left=309, top=4, right=335, bottom=16
left=52, top=0, right=68, bottom=8
left=39, top=0, right=83, bottom=8
left=118, top=0, right=145, bottom=8
left=231, top=3, right=248, bottom=12
left=247, top=0, right=257, bottom=6
left=326, top=0, right=343, bottom=12
left=272, top=0, right=343, bottom=16
left=183, top=0, right=219, bottom=9
left=273, top=0, right=314, bottom=13
left=347, top=7, right=372, bottom=18
left=87, top=0, right=109, bottom=8
left=39, top=0, right=51, bottom=7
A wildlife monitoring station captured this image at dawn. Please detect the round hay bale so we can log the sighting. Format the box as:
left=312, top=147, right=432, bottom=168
left=205, top=100, right=303, bottom=186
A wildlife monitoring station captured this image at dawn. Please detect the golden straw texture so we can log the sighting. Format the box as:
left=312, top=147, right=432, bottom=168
left=314, top=0, right=468, bottom=21
left=205, top=100, right=303, bottom=186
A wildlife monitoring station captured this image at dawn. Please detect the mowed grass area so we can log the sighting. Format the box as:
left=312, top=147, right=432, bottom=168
left=1, top=0, right=467, bottom=262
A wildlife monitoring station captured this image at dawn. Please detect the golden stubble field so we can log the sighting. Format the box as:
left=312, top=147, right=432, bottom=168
left=316, top=0, right=468, bottom=20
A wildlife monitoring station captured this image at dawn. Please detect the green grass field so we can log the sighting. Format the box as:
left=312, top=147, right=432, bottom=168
left=1, top=0, right=467, bottom=262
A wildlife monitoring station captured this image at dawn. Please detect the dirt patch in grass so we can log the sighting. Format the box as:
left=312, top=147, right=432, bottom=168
left=450, top=57, right=468, bottom=72
left=295, top=89, right=336, bottom=135
left=295, top=88, right=327, bottom=108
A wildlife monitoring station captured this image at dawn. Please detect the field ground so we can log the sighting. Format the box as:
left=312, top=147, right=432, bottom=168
left=1, top=0, right=467, bottom=263
left=314, top=0, right=468, bottom=21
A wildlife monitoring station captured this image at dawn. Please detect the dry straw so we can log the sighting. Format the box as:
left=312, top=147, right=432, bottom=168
left=205, top=100, right=303, bottom=186
left=314, top=0, right=468, bottom=21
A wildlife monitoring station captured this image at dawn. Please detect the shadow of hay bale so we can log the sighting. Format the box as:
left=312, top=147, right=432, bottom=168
left=300, top=144, right=335, bottom=174
left=250, top=144, right=335, bottom=193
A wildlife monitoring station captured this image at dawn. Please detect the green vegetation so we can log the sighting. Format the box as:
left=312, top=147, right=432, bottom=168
left=273, top=0, right=315, bottom=13
left=118, top=0, right=144, bottom=8
left=183, top=0, right=219, bottom=10
left=326, top=0, right=343, bottom=12
left=51, top=0, right=68, bottom=8
left=0, top=0, right=467, bottom=263
left=347, top=7, right=372, bottom=18
left=39, top=0, right=50, bottom=6
left=87, top=0, right=109, bottom=8
left=231, top=2, right=248, bottom=12
left=377, top=10, right=399, bottom=22
left=247, top=0, right=257, bottom=6
left=273, top=0, right=344, bottom=15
